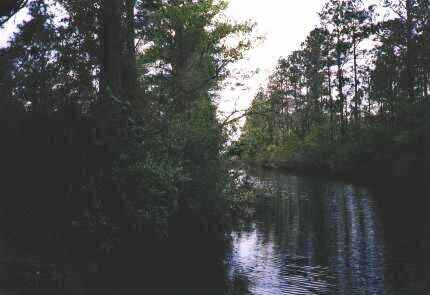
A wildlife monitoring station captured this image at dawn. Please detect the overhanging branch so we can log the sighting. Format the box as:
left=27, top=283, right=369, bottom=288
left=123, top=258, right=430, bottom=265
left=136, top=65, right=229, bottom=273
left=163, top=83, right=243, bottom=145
left=0, top=0, right=29, bottom=27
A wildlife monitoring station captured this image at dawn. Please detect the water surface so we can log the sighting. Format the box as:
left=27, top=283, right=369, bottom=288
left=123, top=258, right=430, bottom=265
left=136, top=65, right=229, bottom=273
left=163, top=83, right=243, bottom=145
left=229, top=168, right=430, bottom=295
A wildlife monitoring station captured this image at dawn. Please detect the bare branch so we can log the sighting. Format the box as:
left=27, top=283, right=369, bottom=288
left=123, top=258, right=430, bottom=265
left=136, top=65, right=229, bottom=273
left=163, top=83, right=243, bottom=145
left=0, top=0, right=29, bottom=27
left=220, top=108, right=272, bottom=127
left=220, top=98, right=274, bottom=127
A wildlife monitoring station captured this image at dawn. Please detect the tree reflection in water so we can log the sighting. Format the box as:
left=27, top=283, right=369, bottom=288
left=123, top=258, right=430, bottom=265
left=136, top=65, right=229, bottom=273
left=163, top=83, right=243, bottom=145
left=228, top=168, right=430, bottom=295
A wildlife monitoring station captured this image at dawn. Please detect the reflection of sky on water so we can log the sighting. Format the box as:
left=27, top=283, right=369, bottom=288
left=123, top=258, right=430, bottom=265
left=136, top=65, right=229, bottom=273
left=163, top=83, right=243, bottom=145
left=231, top=228, right=334, bottom=295
left=229, top=172, right=386, bottom=295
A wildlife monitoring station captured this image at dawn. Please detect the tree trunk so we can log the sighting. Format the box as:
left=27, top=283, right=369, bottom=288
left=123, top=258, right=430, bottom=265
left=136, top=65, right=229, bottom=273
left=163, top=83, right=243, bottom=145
left=353, top=36, right=360, bottom=123
left=101, top=0, right=123, bottom=98
left=327, top=66, right=334, bottom=140
left=405, top=0, right=416, bottom=101
left=337, top=50, right=346, bottom=137
left=124, top=0, right=138, bottom=102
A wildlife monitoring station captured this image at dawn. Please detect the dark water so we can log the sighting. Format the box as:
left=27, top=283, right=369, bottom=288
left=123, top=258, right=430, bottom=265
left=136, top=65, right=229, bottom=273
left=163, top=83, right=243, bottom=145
left=228, top=168, right=430, bottom=295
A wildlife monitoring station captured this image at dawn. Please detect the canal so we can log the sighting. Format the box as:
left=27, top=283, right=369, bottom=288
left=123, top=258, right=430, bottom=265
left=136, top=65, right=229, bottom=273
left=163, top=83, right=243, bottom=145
left=228, top=167, right=430, bottom=295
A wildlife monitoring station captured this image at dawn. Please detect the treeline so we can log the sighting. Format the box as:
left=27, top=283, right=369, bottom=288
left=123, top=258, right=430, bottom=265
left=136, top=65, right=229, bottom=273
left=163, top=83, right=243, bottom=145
left=236, top=0, right=430, bottom=180
left=0, top=0, right=253, bottom=294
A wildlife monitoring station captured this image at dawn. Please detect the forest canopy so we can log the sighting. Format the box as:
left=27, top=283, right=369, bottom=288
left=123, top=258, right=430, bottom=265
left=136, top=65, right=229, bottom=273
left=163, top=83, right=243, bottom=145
left=235, top=0, right=430, bottom=180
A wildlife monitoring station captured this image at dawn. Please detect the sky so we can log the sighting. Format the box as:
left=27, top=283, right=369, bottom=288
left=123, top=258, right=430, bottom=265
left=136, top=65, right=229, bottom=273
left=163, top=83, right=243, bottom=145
left=0, top=6, right=29, bottom=48
left=219, top=0, right=327, bottom=117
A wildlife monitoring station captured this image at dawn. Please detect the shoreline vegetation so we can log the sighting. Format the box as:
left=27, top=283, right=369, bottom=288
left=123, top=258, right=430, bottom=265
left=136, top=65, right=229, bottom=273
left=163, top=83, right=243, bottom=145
left=0, top=1, right=256, bottom=294
left=237, top=157, right=427, bottom=187
left=230, top=0, right=430, bottom=188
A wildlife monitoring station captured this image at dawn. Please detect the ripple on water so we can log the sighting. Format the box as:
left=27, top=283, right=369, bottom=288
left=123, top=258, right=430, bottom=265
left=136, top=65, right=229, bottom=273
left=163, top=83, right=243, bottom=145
left=228, top=170, right=390, bottom=295
left=230, top=229, right=336, bottom=295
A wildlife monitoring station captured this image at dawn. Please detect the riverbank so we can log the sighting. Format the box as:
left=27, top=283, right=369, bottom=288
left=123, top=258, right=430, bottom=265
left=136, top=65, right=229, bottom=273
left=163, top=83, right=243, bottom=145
left=238, top=150, right=430, bottom=187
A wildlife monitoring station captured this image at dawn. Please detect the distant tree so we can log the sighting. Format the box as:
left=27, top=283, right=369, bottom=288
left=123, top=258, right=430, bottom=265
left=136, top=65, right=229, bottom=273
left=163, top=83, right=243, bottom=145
left=239, top=0, right=430, bottom=180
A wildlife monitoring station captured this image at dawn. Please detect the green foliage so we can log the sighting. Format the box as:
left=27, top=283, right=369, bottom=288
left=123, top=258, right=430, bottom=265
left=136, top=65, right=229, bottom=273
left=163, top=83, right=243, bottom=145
left=1, top=0, right=255, bottom=293
left=136, top=0, right=255, bottom=115
left=238, top=0, right=429, bottom=178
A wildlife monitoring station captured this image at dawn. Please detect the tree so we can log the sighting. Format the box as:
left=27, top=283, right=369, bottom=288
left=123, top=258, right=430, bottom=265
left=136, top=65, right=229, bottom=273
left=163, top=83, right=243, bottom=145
left=239, top=0, right=430, bottom=181
left=136, top=0, right=254, bottom=113
left=1, top=0, right=61, bottom=113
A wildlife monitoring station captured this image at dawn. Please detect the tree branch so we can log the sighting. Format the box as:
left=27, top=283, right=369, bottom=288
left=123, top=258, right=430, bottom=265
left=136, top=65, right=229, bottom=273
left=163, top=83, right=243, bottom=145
left=0, top=0, right=29, bottom=27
